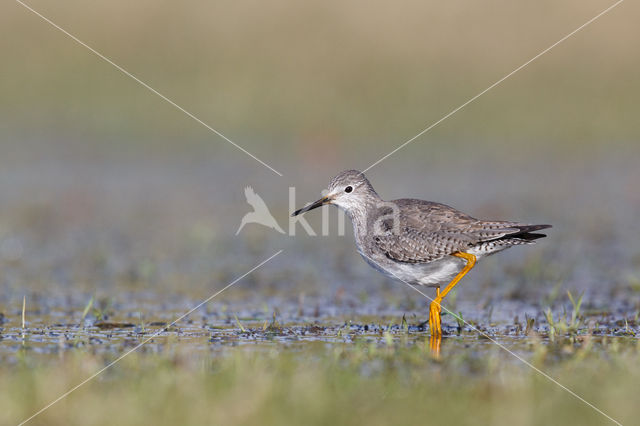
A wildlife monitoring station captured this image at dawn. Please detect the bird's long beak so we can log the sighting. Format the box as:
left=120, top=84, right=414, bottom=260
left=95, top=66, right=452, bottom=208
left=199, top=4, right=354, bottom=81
left=291, top=195, right=333, bottom=216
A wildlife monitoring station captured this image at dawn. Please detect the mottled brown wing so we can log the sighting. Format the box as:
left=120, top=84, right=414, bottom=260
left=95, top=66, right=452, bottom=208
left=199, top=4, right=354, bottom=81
left=372, top=199, right=523, bottom=264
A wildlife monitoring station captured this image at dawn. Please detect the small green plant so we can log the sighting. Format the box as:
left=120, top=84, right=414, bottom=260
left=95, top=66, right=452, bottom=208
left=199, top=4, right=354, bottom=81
left=567, top=291, right=584, bottom=329
left=544, top=308, right=557, bottom=341
left=138, top=312, right=146, bottom=333
left=234, top=314, right=247, bottom=333
left=81, top=296, right=94, bottom=322
left=401, top=314, right=408, bottom=332
left=524, top=314, right=535, bottom=335
left=263, top=311, right=282, bottom=333
left=544, top=291, right=584, bottom=341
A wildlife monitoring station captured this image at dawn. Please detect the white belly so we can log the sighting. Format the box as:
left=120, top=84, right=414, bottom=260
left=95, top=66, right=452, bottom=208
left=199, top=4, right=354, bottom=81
left=358, top=246, right=500, bottom=287
left=357, top=249, right=467, bottom=287
left=386, top=256, right=466, bottom=287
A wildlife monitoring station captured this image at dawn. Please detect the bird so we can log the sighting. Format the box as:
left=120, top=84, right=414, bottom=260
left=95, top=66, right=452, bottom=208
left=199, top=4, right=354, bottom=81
left=236, top=186, right=285, bottom=235
left=292, top=170, right=550, bottom=337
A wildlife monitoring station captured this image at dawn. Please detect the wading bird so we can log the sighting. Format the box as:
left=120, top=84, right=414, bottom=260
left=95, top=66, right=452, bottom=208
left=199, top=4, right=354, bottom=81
left=292, top=170, right=550, bottom=351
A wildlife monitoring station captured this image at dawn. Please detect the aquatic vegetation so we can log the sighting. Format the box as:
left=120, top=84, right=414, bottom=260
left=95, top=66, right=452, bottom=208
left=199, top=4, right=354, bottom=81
left=544, top=291, right=585, bottom=342
left=81, top=296, right=94, bottom=322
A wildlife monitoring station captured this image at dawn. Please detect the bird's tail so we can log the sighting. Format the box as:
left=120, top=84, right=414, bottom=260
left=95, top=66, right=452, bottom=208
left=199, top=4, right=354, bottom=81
left=504, top=224, right=552, bottom=241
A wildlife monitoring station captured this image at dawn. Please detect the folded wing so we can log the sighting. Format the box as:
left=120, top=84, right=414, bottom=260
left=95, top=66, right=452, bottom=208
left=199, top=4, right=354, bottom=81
left=373, top=199, right=550, bottom=264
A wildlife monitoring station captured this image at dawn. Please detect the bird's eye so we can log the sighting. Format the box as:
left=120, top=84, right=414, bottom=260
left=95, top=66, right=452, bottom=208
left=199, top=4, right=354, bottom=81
left=345, top=186, right=353, bottom=193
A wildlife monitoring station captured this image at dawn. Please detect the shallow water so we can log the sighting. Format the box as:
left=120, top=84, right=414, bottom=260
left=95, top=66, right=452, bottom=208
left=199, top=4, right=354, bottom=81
left=1, top=151, right=639, bottom=367
left=2, top=291, right=637, bottom=367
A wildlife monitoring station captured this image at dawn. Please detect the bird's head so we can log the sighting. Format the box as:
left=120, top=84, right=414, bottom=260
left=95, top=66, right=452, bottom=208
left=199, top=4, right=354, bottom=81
left=291, top=170, right=379, bottom=217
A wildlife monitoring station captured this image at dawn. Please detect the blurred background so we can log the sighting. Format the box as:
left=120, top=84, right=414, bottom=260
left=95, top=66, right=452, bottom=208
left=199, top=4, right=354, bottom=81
left=1, top=0, right=638, bottom=317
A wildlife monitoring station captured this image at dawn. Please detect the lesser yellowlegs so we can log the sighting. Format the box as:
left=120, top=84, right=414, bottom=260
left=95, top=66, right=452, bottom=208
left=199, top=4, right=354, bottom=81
left=292, top=170, right=550, bottom=336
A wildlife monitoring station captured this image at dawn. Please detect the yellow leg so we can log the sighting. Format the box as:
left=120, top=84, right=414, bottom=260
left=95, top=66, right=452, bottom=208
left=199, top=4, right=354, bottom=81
left=428, top=287, right=440, bottom=336
left=429, top=252, right=476, bottom=336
